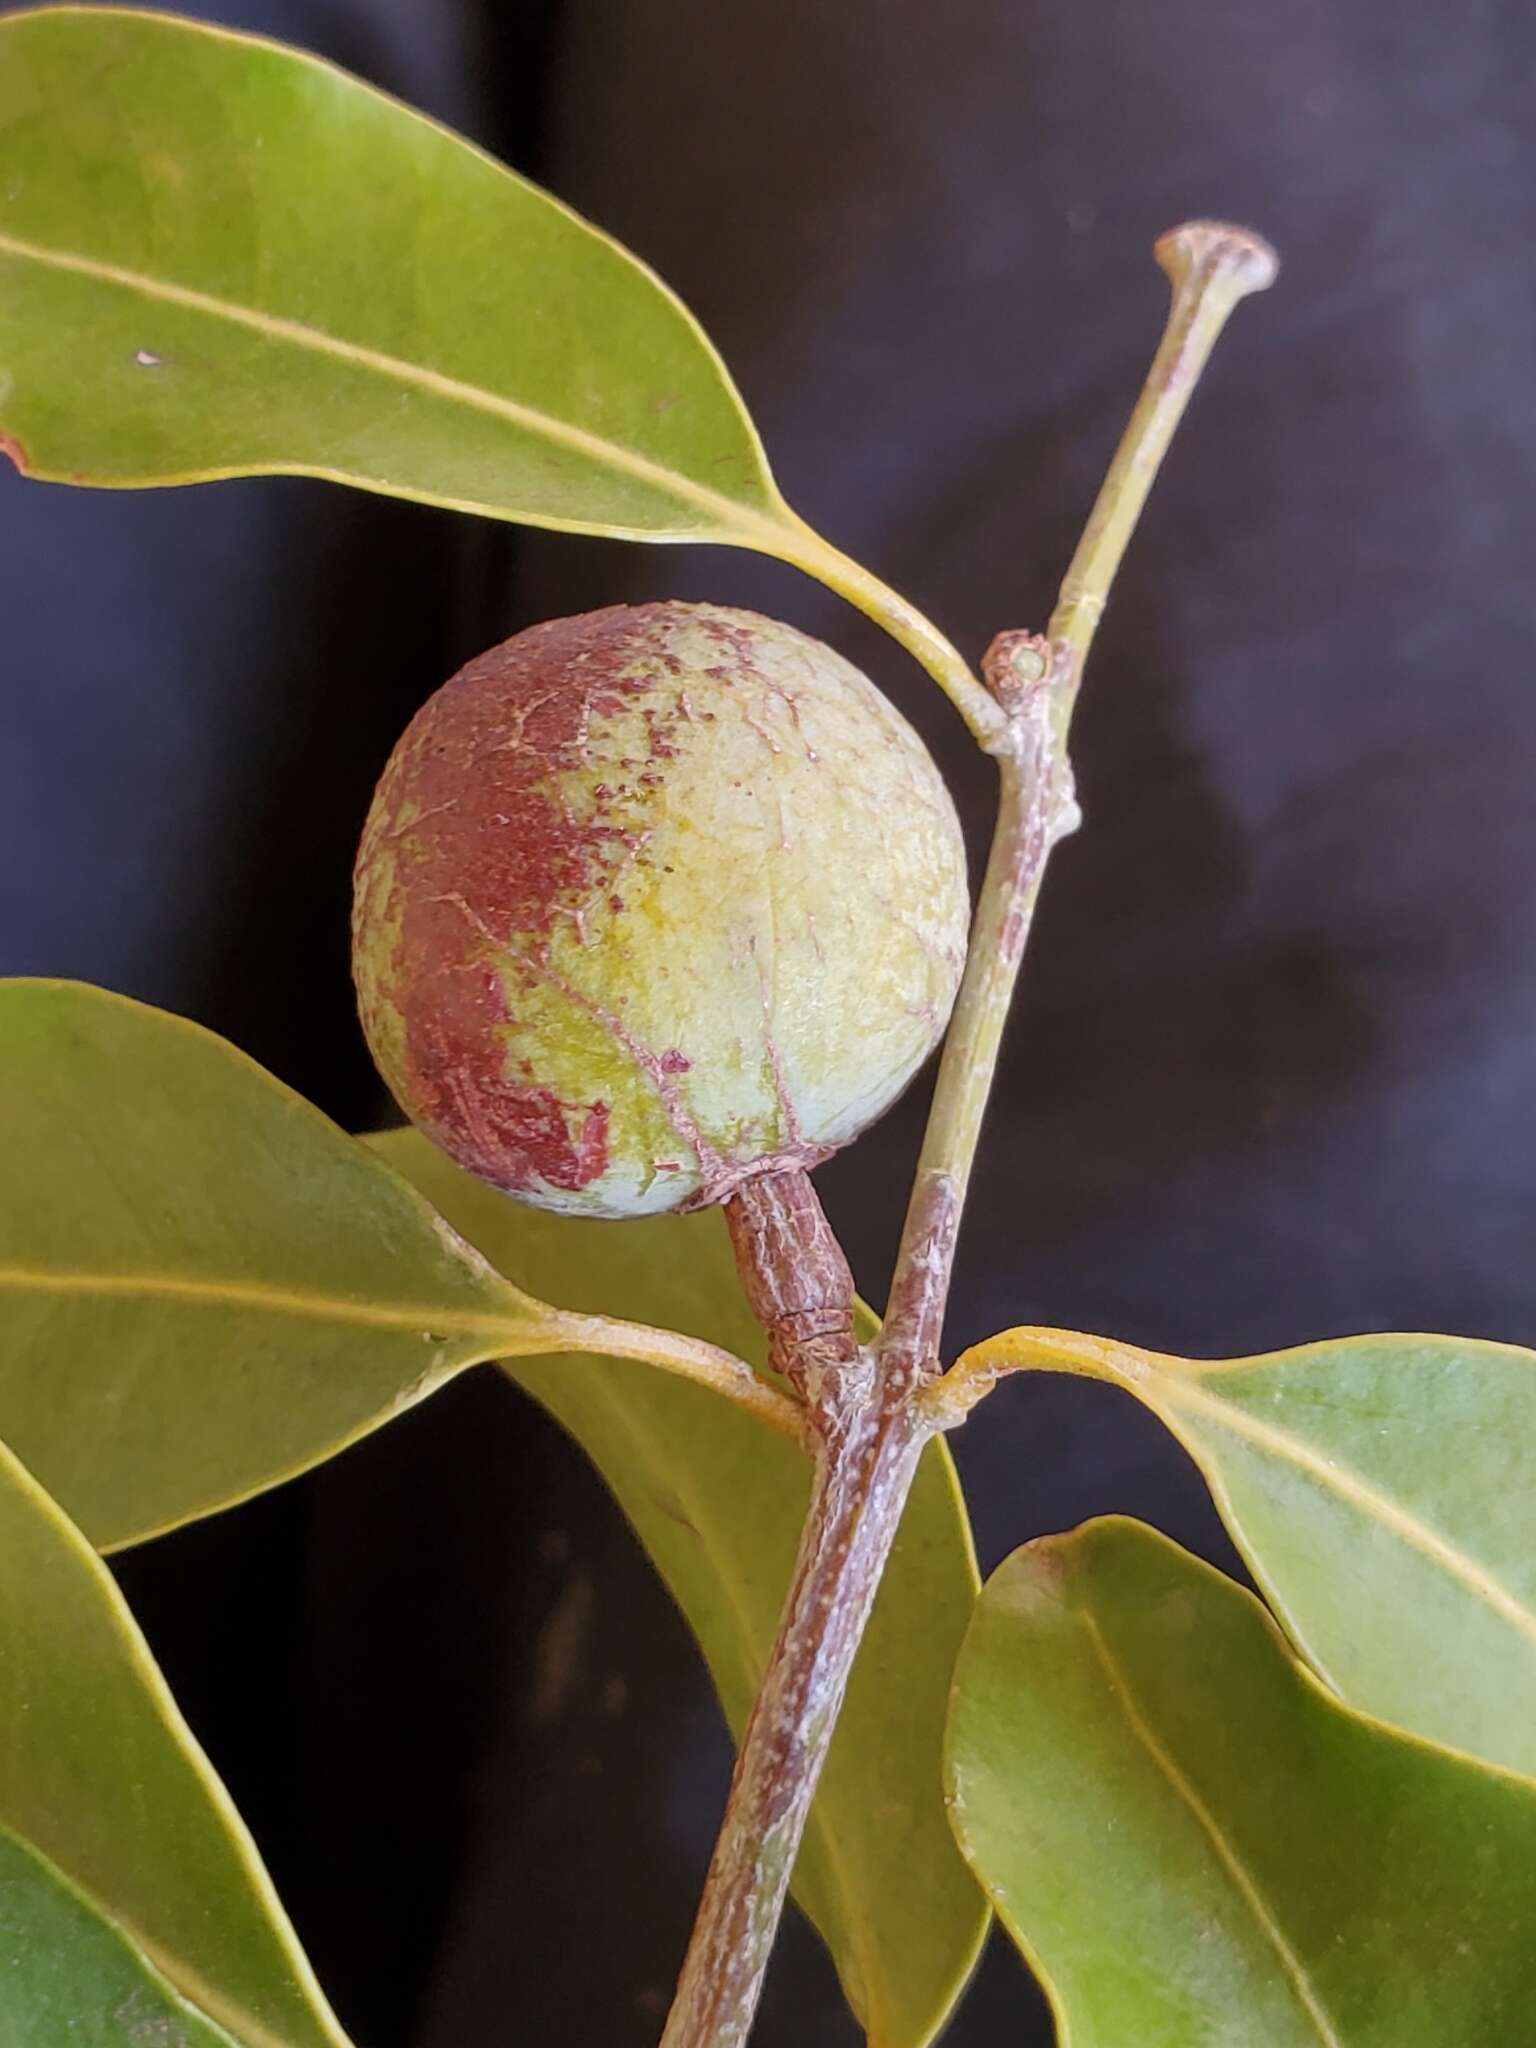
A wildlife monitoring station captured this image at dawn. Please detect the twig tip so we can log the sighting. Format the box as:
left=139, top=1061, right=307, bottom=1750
left=1154, top=219, right=1279, bottom=299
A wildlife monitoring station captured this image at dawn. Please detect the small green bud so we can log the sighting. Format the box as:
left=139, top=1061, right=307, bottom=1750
left=352, top=602, right=969, bottom=1219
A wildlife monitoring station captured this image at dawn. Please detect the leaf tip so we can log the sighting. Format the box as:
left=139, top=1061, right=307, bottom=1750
left=1017, top=1529, right=1080, bottom=1599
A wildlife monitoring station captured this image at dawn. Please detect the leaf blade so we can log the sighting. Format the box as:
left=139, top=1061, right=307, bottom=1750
left=0, top=4, right=788, bottom=544
left=946, top=1516, right=1536, bottom=2048
left=0, top=1431, right=351, bottom=2046
left=960, top=1325, right=1536, bottom=1777
left=0, top=979, right=555, bottom=1549
left=376, top=1125, right=988, bottom=2048
left=0, top=1823, right=241, bottom=2048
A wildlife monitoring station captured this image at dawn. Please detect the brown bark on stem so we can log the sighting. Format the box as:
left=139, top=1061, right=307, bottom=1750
left=657, top=1170, right=931, bottom=2048
left=658, top=1398, right=926, bottom=2048
left=659, top=223, right=1275, bottom=2048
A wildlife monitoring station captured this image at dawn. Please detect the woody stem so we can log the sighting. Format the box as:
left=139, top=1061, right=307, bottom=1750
left=661, top=220, right=1277, bottom=2048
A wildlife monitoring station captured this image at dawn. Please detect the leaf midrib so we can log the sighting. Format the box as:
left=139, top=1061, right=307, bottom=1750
left=986, top=1331, right=1536, bottom=1654
left=1160, top=1377, right=1536, bottom=1647
left=1079, top=1610, right=1344, bottom=2048
left=0, top=227, right=789, bottom=540
left=0, top=1261, right=527, bottom=1342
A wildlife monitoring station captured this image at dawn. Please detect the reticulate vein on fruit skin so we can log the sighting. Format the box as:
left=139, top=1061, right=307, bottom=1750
left=380, top=796, right=460, bottom=841
left=739, top=704, right=787, bottom=758
left=566, top=821, right=655, bottom=950
left=749, top=770, right=813, bottom=1161
left=748, top=928, right=805, bottom=1156
left=483, top=686, right=563, bottom=766
left=436, top=832, right=743, bottom=1205
left=523, top=941, right=723, bottom=1183
left=430, top=891, right=506, bottom=956
left=428, top=885, right=709, bottom=1180
left=768, top=655, right=814, bottom=749
left=773, top=795, right=795, bottom=857
left=865, top=875, right=954, bottom=986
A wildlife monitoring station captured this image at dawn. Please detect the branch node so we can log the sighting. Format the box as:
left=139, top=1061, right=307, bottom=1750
left=981, top=628, right=1054, bottom=718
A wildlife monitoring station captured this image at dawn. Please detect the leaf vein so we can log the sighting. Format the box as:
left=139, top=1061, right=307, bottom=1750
left=1162, top=1379, right=1536, bottom=1647
left=0, top=227, right=786, bottom=540
left=1080, top=1611, right=1344, bottom=2048
left=0, top=1263, right=516, bottom=1339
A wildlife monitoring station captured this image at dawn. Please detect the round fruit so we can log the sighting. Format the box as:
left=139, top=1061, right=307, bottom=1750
left=352, top=601, right=969, bottom=1220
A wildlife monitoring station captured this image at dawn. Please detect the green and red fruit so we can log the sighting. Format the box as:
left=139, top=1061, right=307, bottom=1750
left=353, top=602, right=969, bottom=1219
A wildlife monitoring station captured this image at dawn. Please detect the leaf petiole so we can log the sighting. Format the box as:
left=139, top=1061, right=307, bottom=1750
left=766, top=515, right=1014, bottom=753
left=539, top=1309, right=807, bottom=1442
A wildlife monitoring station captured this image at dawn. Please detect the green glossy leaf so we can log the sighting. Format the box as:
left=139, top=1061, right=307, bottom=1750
left=0, top=4, right=793, bottom=548
left=961, top=1326, right=1536, bottom=1779
left=0, top=1827, right=242, bottom=2047
left=0, top=979, right=561, bottom=1550
left=947, top=1515, right=1536, bottom=2048
left=375, top=1126, right=988, bottom=2048
left=0, top=1429, right=351, bottom=2045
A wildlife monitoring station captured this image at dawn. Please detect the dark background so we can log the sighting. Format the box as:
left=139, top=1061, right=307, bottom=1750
left=4, top=1, right=1535, bottom=2042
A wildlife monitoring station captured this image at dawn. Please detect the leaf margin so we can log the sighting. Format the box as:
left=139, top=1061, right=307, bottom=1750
left=0, top=1423, right=355, bottom=2047
left=943, top=1509, right=1536, bottom=2048
left=946, top=1321, right=1536, bottom=1779
left=0, top=0, right=793, bottom=548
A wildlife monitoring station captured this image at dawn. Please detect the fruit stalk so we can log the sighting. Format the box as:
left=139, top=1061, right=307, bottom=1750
left=722, top=1170, right=860, bottom=1404
left=661, top=221, right=1277, bottom=2048
left=769, top=521, right=1015, bottom=755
